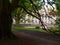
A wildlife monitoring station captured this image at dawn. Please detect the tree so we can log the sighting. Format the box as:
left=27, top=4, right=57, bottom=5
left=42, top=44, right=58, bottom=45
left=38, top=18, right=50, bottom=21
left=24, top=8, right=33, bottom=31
left=0, top=0, right=20, bottom=39
left=18, top=0, right=55, bottom=32
left=13, top=8, right=22, bottom=26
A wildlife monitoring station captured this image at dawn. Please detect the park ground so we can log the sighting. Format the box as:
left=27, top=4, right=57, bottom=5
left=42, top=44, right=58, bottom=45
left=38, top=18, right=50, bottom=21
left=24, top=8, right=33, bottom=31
left=0, top=30, right=60, bottom=45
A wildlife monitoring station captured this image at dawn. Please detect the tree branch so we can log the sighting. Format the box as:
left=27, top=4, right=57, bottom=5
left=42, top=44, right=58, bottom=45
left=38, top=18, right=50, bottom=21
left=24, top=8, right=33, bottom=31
left=22, top=6, right=39, bottom=19
left=29, top=0, right=49, bottom=31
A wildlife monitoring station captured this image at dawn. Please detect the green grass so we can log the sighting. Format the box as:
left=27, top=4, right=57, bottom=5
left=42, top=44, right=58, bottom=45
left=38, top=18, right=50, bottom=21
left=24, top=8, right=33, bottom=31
left=12, top=26, right=46, bottom=32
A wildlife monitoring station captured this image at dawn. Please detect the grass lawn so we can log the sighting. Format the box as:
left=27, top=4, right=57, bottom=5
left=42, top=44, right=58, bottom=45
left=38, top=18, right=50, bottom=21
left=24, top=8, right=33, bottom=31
left=12, top=26, right=46, bottom=32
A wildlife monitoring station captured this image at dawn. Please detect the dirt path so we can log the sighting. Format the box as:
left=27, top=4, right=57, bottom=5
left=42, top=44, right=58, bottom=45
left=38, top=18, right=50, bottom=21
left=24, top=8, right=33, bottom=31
left=0, top=30, right=60, bottom=45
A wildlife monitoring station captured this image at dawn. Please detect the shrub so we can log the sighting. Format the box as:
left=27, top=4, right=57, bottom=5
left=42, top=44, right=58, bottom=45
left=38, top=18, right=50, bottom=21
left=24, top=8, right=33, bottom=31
left=55, top=18, right=60, bottom=33
left=49, top=27, right=58, bottom=32
left=35, top=26, right=40, bottom=29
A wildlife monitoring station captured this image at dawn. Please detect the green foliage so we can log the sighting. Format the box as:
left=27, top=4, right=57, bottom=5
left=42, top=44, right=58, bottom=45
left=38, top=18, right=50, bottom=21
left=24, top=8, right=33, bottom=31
left=56, top=18, right=60, bottom=25
left=56, top=18, right=60, bottom=30
left=48, top=18, right=60, bottom=34
left=49, top=27, right=58, bottom=32
left=35, top=26, right=40, bottom=29
left=20, top=0, right=42, bottom=12
left=48, top=27, right=60, bottom=35
left=53, top=0, right=60, bottom=12
left=47, top=18, right=60, bottom=34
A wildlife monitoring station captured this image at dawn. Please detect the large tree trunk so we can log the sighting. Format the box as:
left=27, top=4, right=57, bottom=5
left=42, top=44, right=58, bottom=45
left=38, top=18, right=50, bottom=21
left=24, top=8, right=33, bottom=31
left=0, top=10, right=13, bottom=39
left=0, top=0, right=16, bottom=39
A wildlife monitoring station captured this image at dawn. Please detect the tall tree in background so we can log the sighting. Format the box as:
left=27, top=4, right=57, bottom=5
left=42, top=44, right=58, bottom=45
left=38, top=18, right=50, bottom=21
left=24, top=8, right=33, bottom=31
left=14, top=8, right=21, bottom=26
left=12, top=7, right=27, bottom=26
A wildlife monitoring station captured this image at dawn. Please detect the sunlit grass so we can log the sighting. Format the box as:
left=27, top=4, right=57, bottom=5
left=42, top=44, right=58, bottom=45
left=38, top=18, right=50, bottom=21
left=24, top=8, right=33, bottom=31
left=12, top=26, right=46, bottom=32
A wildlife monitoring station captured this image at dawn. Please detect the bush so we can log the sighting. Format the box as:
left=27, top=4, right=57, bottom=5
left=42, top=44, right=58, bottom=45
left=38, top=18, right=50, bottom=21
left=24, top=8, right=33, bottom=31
left=48, top=27, right=59, bottom=34
left=49, top=27, right=58, bottom=32
left=48, top=18, right=60, bottom=34
left=35, top=26, right=40, bottom=29
left=56, top=18, right=60, bottom=32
